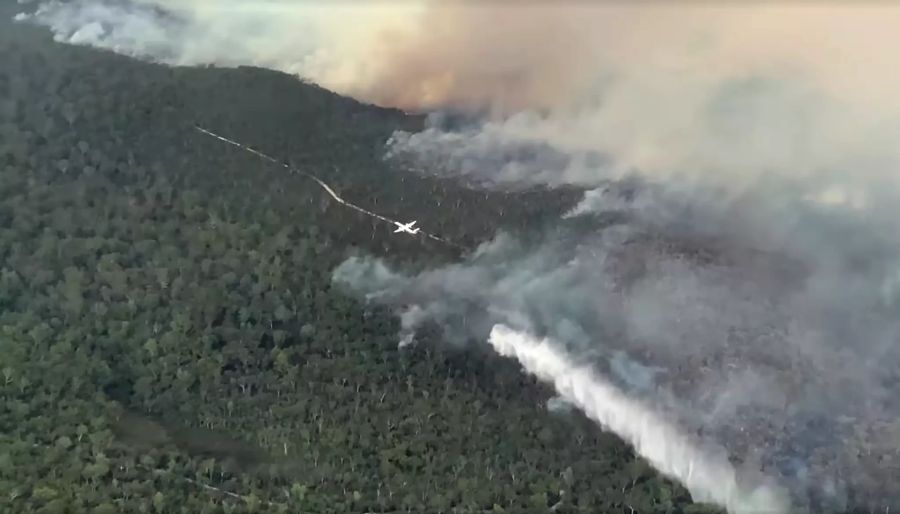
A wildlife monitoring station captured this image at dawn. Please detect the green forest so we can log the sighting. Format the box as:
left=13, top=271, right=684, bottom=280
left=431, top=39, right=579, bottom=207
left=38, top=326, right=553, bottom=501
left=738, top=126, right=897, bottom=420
left=0, top=10, right=724, bottom=514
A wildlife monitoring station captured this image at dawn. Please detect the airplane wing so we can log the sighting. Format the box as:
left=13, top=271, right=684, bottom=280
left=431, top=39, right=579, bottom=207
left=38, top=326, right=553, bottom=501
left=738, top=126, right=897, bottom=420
left=394, top=221, right=417, bottom=233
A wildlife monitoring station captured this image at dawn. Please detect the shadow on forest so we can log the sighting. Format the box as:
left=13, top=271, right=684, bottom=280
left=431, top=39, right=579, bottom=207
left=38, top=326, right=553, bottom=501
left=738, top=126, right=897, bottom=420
left=113, top=411, right=268, bottom=471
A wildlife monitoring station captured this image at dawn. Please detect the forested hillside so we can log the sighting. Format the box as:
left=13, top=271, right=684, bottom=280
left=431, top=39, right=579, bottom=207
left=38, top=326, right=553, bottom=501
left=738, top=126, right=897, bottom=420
left=0, top=12, right=721, bottom=514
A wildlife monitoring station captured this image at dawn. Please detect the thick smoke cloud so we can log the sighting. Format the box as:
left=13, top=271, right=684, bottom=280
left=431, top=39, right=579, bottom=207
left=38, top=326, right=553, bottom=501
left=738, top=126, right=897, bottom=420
left=19, top=1, right=900, bottom=511
left=377, top=4, right=900, bottom=196
left=19, top=1, right=900, bottom=189
left=18, top=0, right=428, bottom=95
left=17, top=0, right=598, bottom=113
left=333, top=184, right=900, bottom=511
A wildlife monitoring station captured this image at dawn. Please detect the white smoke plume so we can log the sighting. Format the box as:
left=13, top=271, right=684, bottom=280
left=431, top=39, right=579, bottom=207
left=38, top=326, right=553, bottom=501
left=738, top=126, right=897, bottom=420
left=488, top=324, right=788, bottom=514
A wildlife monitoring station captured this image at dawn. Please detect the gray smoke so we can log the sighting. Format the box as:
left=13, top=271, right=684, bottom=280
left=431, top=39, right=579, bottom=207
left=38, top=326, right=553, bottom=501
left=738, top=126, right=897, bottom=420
left=333, top=177, right=900, bottom=511
left=19, top=0, right=900, bottom=509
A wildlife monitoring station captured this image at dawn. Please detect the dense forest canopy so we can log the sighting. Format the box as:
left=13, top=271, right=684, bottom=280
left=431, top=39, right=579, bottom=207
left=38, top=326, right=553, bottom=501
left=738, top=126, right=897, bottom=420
left=0, top=9, right=725, bottom=514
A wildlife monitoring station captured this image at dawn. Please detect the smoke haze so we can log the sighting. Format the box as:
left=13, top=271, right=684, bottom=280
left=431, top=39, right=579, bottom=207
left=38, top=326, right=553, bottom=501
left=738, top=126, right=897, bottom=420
left=18, top=1, right=900, bottom=511
left=332, top=183, right=900, bottom=510
left=18, top=1, right=900, bottom=184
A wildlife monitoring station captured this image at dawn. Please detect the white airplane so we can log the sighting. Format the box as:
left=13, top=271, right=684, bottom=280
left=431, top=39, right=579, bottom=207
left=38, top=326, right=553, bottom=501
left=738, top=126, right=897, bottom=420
left=393, top=220, right=420, bottom=234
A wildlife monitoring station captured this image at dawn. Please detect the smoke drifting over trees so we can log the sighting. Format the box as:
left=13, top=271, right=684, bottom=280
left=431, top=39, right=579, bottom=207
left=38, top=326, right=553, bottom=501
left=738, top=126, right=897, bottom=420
left=23, top=1, right=900, bottom=184
left=16, top=1, right=900, bottom=511
left=332, top=177, right=900, bottom=511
